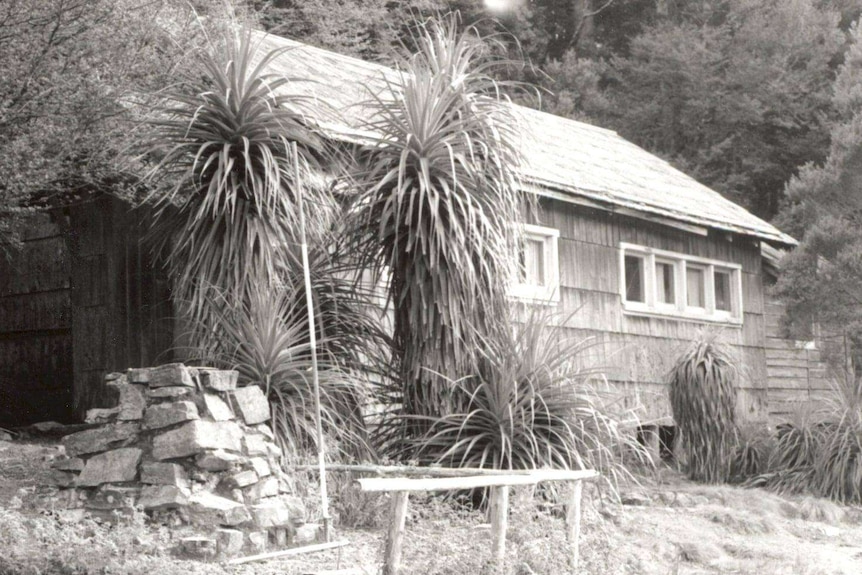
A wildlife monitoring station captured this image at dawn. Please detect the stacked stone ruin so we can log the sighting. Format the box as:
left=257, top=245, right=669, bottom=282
left=51, top=363, right=318, bottom=558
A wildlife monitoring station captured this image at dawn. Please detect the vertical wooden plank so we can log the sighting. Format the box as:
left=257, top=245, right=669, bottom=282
left=566, top=480, right=584, bottom=573
left=490, top=485, right=509, bottom=571
left=383, top=491, right=410, bottom=575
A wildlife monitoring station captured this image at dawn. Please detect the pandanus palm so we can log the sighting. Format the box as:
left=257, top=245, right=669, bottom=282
left=143, top=29, right=330, bottom=334
left=350, top=15, right=524, bottom=424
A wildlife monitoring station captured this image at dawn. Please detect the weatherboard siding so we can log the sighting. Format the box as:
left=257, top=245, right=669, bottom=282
left=534, top=199, right=770, bottom=423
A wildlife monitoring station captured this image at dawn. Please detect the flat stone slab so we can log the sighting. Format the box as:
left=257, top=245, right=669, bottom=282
left=250, top=498, right=292, bottom=528
left=200, top=369, right=238, bottom=392
left=187, top=492, right=251, bottom=526
left=144, top=363, right=195, bottom=388
left=217, top=528, right=244, bottom=557
left=138, top=485, right=189, bottom=510
left=143, top=401, right=199, bottom=430
left=76, top=447, right=142, bottom=487
left=196, top=450, right=243, bottom=471
left=179, top=536, right=217, bottom=559
left=62, top=423, right=140, bottom=457
left=226, top=470, right=258, bottom=488
left=250, top=457, right=271, bottom=478
left=85, top=407, right=120, bottom=424
left=140, top=462, right=188, bottom=487
left=202, top=393, right=234, bottom=421
left=244, top=476, right=279, bottom=502
left=52, top=457, right=85, bottom=472
left=242, top=434, right=268, bottom=456
left=232, top=386, right=270, bottom=425
left=152, top=420, right=242, bottom=460
left=146, top=386, right=192, bottom=399
left=108, top=381, right=146, bottom=421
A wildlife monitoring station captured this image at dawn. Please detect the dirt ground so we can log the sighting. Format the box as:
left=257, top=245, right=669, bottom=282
left=2, top=437, right=861, bottom=575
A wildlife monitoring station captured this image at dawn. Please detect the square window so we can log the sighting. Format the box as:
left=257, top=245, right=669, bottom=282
left=714, top=269, right=732, bottom=312
left=656, top=261, right=675, bottom=305
left=510, top=224, right=559, bottom=303
left=625, top=255, right=645, bottom=303
left=686, top=266, right=706, bottom=309
left=521, top=238, right=546, bottom=287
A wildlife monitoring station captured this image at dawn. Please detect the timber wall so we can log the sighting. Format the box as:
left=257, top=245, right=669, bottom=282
left=0, top=213, right=74, bottom=425
left=0, top=197, right=174, bottom=426
left=764, top=300, right=839, bottom=422
left=533, top=199, right=769, bottom=424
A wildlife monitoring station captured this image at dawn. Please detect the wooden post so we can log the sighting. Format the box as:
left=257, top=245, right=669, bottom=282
left=383, top=491, right=410, bottom=575
left=490, top=485, right=509, bottom=571
left=565, top=480, right=584, bottom=573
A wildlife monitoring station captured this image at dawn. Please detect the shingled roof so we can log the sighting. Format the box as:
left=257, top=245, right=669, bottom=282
left=256, top=32, right=796, bottom=247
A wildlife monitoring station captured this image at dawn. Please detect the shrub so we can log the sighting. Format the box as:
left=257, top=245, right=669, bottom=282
left=760, top=373, right=862, bottom=503
left=668, top=334, right=738, bottom=483
left=377, top=310, right=645, bottom=496
left=196, top=274, right=374, bottom=458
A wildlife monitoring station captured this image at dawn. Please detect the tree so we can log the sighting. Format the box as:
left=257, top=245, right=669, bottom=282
left=773, top=21, right=862, bottom=365
left=603, top=0, right=842, bottom=219
left=0, top=0, right=252, bottom=248
left=348, top=15, right=523, bottom=424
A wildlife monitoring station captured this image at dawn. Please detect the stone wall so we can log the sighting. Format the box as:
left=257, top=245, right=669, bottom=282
left=51, top=363, right=318, bottom=558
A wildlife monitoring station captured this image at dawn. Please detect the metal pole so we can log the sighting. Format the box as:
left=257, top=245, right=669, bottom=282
left=292, top=142, right=332, bottom=542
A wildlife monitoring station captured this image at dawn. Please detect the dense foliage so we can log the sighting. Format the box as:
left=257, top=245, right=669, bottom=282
left=669, top=335, right=739, bottom=483
left=348, top=15, right=523, bottom=423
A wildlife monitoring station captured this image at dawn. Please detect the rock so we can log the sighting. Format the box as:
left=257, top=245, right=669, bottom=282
left=621, top=492, right=652, bottom=507
left=200, top=369, right=238, bottom=392
left=187, top=492, right=251, bottom=526
left=62, top=423, right=139, bottom=457
left=202, top=393, right=234, bottom=421
left=0, top=430, right=12, bottom=441
left=282, top=495, right=306, bottom=524
left=108, top=381, right=146, bottom=421
left=196, top=450, right=243, bottom=472
left=250, top=497, right=292, bottom=528
left=244, top=476, right=279, bottom=502
left=278, top=476, right=295, bottom=494
left=144, top=401, right=199, bottom=430
left=293, top=523, right=320, bottom=545
left=179, top=536, right=217, bottom=559
left=243, top=434, right=268, bottom=456
left=217, top=528, right=244, bottom=557
left=152, top=420, right=242, bottom=460
left=139, top=485, right=189, bottom=510
left=250, top=457, right=271, bottom=478
left=85, top=408, right=120, bottom=424
left=140, top=462, right=189, bottom=488
left=76, top=447, right=142, bottom=487
left=128, top=368, right=151, bottom=384
left=57, top=509, right=87, bottom=524
left=226, top=470, right=259, bottom=488
left=247, top=531, right=267, bottom=554
left=147, top=387, right=192, bottom=399
left=271, top=528, right=289, bottom=548
left=255, top=424, right=275, bottom=439
left=84, top=485, right=140, bottom=519
left=232, top=386, right=270, bottom=425
left=146, top=363, right=195, bottom=388
left=52, top=457, right=85, bottom=472
left=50, top=469, right=77, bottom=487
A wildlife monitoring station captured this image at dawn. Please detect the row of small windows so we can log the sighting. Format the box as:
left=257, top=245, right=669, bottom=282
left=510, top=229, right=743, bottom=324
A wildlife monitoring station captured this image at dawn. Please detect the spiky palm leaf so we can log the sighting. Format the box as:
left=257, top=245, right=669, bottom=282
left=377, top=309, right=644, bottom=495
left=349, top=14, right=524, bottom=422
left=143, top=29, right=333, bottom=332
left=668, top=334, right=739, bottom=483
left=196, top=276, right=371, bottom=456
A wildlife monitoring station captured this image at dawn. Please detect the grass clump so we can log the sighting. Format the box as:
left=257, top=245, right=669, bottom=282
left=669, top=334, right=738, bottom=483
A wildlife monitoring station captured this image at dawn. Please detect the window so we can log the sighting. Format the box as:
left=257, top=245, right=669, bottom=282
left=619, top=242, right=743, bottom=323
left=510, top=224, right=560, bottom=303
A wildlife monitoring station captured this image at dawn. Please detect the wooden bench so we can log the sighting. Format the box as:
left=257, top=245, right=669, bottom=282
left=356, top=469, right=599, bottom=575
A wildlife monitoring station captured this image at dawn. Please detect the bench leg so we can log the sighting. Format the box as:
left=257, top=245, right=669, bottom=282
left=490, top=485, right=509, bottom=570
left=383, top=491, right=410, bottom=575
left=565, top=480, right=584, bottom=573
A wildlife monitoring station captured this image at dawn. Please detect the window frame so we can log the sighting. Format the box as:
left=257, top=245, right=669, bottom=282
left=509, top=223, right=560, bottom=304
left=618, top=242, right=743, bottom=325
